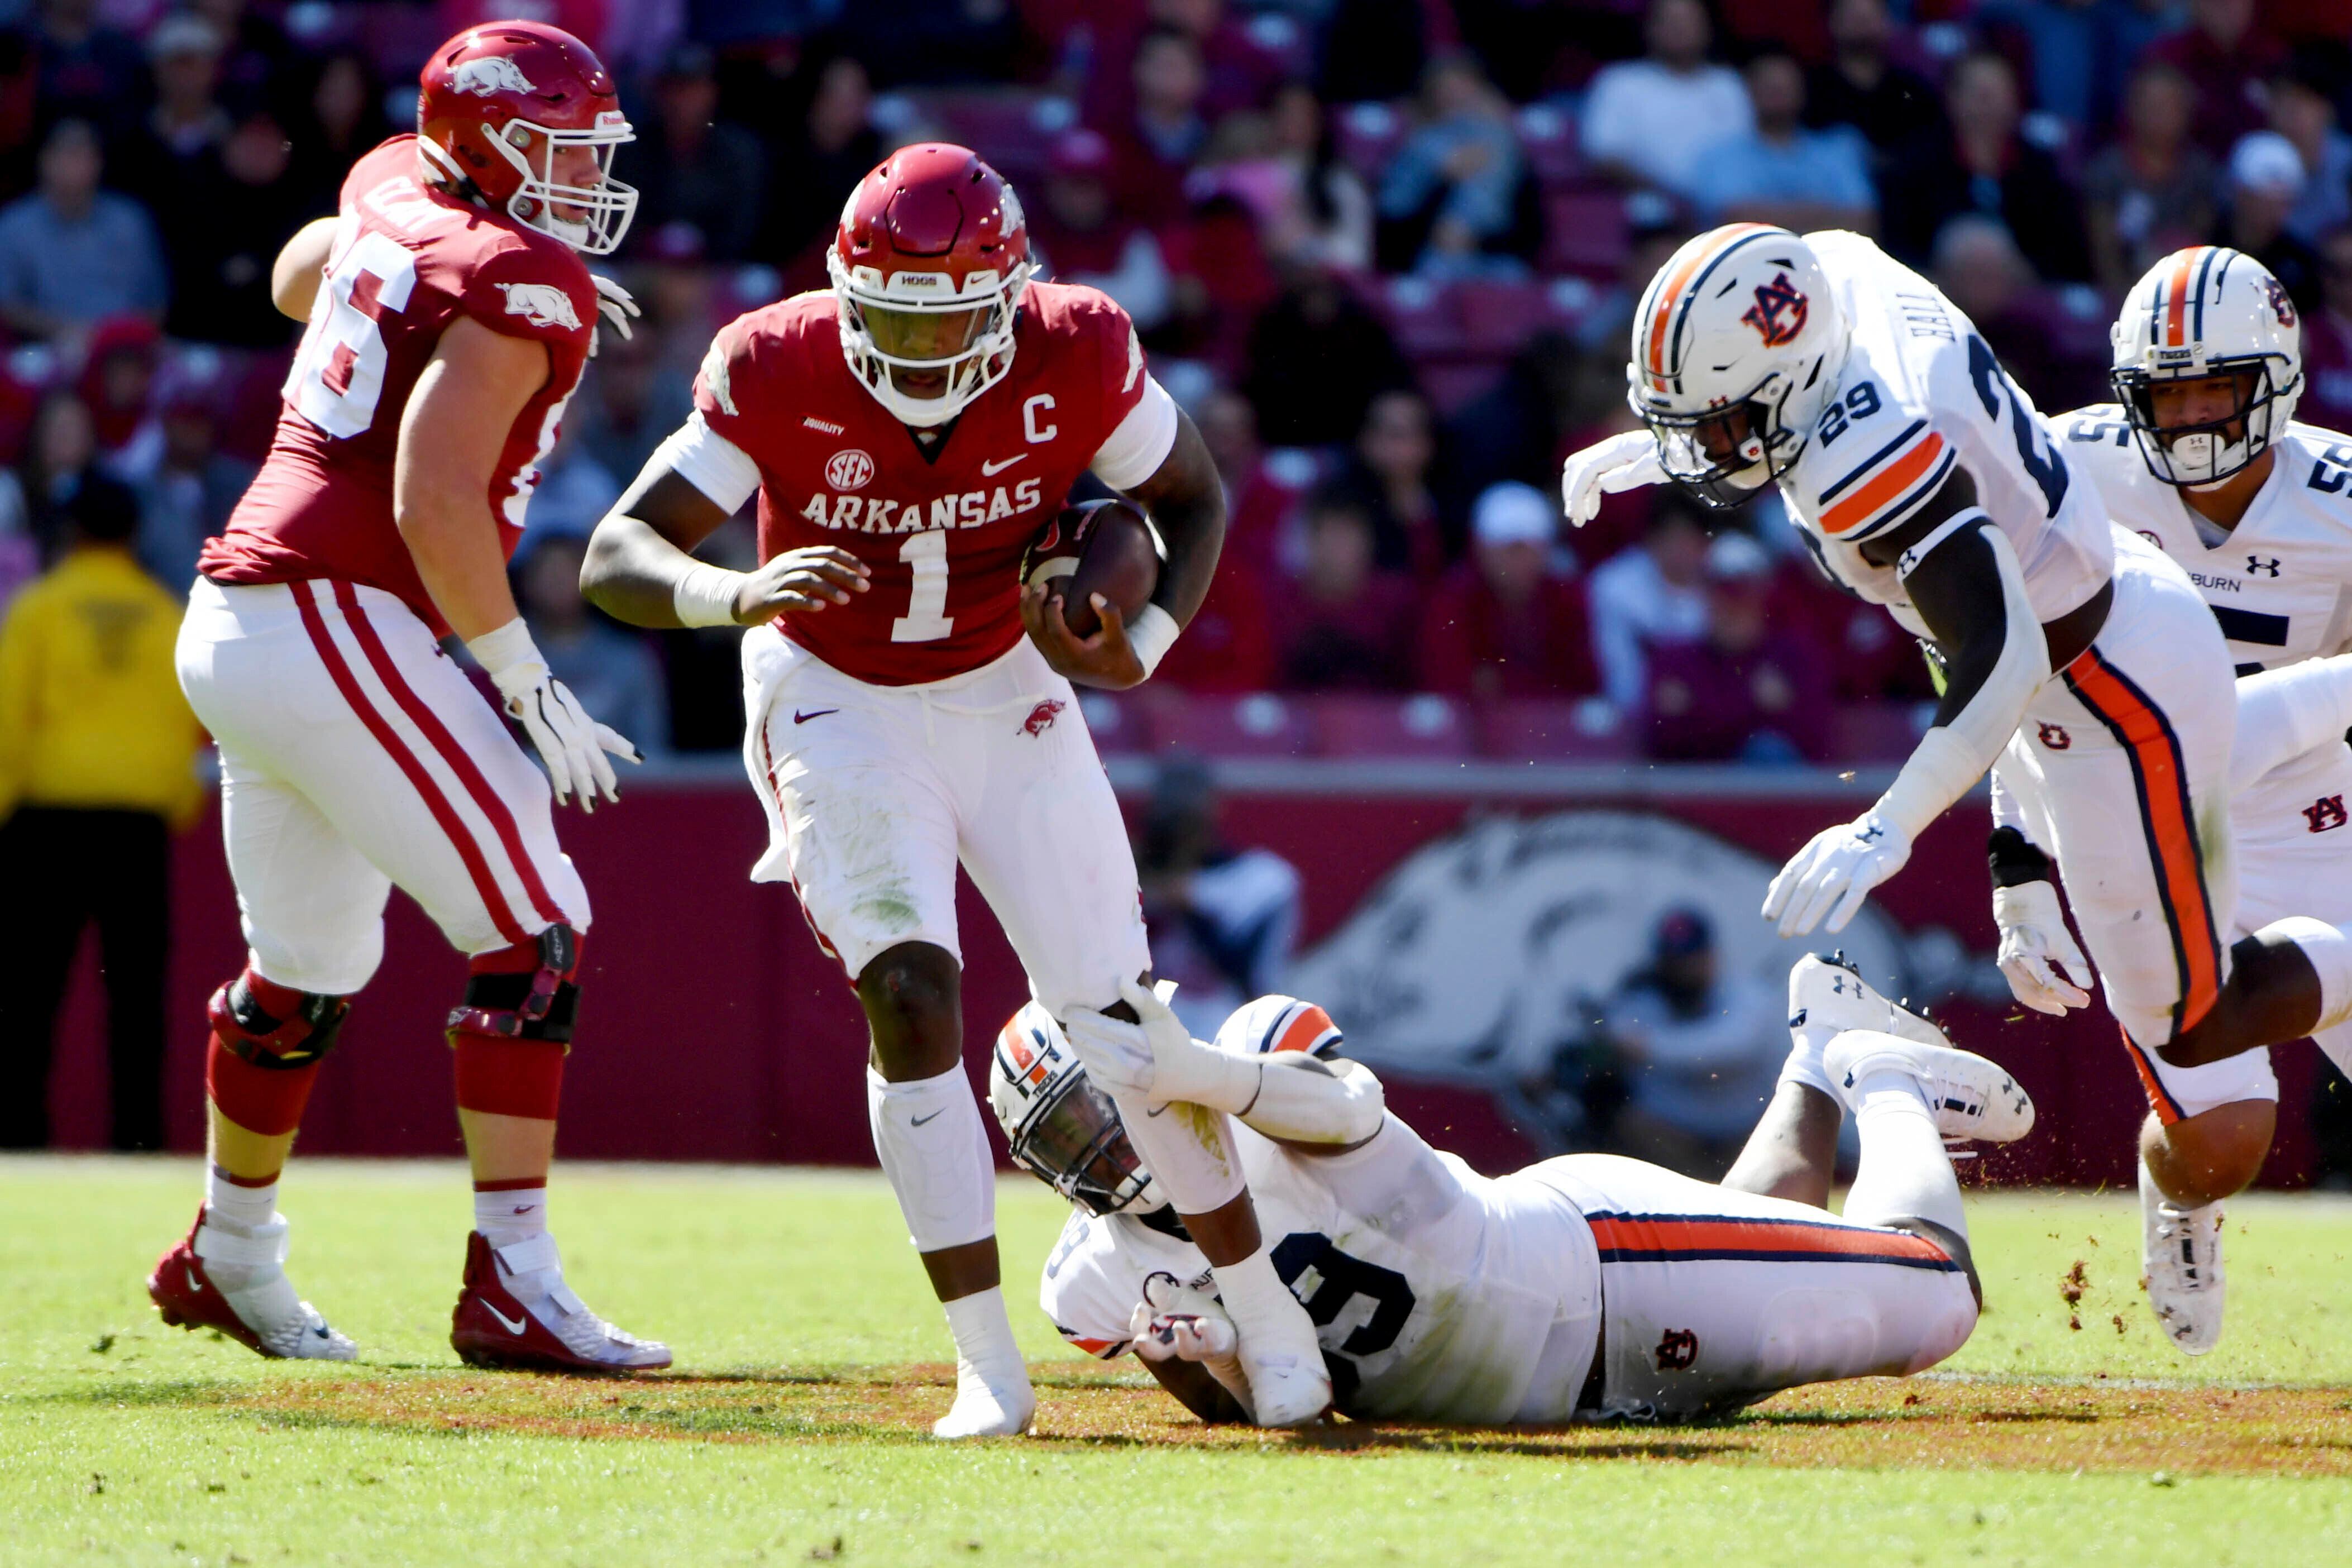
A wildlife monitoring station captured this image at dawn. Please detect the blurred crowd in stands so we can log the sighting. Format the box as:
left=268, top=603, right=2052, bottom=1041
left=5, top=0, right=2352, bottom=767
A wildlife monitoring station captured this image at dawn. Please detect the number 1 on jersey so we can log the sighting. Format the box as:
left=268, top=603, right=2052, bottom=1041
left=892, top=530, right=955, bottom=642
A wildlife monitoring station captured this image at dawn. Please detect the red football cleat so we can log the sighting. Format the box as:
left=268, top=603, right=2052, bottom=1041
left=450, top=1231, right=671, bottom=1374
left=147, top=1209, right=357, bottom=1360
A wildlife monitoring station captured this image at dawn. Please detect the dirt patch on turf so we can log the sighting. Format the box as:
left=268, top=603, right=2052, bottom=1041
left=173, top=1366, right=2352, bottom=1477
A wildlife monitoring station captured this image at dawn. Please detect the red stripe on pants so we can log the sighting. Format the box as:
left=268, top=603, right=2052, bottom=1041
left=290, top=581, right=530, bottom=946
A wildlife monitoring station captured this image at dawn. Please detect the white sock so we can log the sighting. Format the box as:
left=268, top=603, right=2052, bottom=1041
left=1841, top=1071, right=1968, bottom=1240
left=1102, top=1084, right=1247, bottom=1215
left=1777, top=1010, right=1843, bottom=1100
left=867, top=1064, right=996, bottom=1251
left=203, top=1170, right=278, bottom=1234
left=2259, top=917, right=2352, bottom=1032
left=1211, top=1245, right=1297, bottom=1332
left=941, top=1285, right=1027, bottom=1390
left=476, top=1187, right=548, bottom=1249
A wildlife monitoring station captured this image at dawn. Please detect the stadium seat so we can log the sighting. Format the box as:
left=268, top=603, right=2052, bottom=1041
left=1477, top=699, right=1636, bottom=761
left=1540, top=188, right=1632, bottom=278
left=1336, top=102, right=1408, bottom=183
left=1376, top=275, right=1466, bottom=359
left=1077, top=692, right=1141, bottom=754
left=1831, top=702, right=1933, bottom=763
left=1514, top=103, right=1583, bottom=189
left=1146, top=691, right=1317, bottom=757
left=1314, top=694, right=1474, bottom=758
left=1420, top=358, right=1511, bottom=416
left=900, top=89, right=1072, bottom=186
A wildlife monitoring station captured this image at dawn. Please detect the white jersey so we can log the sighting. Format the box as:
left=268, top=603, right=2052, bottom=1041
left=1776, top=232, right=2113, bottom=638
left=2064, top=412, right=2352, bottom=864
left=1040, top=1114, right=1602, bottom=1424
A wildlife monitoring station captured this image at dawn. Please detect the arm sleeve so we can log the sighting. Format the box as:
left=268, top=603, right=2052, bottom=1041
left=1237, top=1056, right=1386, bottom=1146
left=653, top=412, right=762, bottom=514
left=1092, top=374, right=1178, bottom=491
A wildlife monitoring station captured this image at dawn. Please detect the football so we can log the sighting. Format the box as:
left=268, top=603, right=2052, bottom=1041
left=1023, top=499, right=1161, bottom=639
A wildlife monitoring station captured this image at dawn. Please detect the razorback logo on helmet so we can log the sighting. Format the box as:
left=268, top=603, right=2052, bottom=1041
left=498, top=281, right=581, bottom=331
left=1741, top=272, right=1809, bottom=347
left=2263, top=276, right=2297, bottom=328
left=451, top=55, right=534, bottom=95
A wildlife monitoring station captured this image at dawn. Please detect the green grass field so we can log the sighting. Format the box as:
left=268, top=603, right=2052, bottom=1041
left=5, top=1158, right=2350, bottom=1566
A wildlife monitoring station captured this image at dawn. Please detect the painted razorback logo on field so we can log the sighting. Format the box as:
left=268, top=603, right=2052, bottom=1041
left=1741, top=272, right=1809, bottom=347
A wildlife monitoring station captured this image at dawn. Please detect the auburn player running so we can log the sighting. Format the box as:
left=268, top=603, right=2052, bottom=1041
left=2047, top=247, right=2352, bottom=1352
left=1560, top=224, right=2352, bottom=1221
left=580, top=144, right=1328, bottom=1435
left=148, top=23, right=663, bottom=1371
left=1007, top=967, right=2027, bottom=1426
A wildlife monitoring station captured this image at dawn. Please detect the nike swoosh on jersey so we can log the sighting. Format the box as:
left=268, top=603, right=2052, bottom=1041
left=981, top=455, right=1028, bottom=475
left=487, top=1303, right=529, bottom=1335
left=910, top=1110, right=944, bottom=1126
left=794, top=708, right=840, bottom=724
left=185, top=1265, right=205, bottom=1293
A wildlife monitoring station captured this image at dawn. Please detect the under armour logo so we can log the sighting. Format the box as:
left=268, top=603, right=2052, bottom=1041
left=1857, top=821, right=1885, bottom=843
left=1741, top=272, right=1809, bottom=348
left=2248, top=556, right=2282, bottom=577
left=2305, top=795, right=2348, bottom=834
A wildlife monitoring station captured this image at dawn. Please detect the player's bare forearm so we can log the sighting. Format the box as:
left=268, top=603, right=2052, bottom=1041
left=1121, top=407, right=1225, bottom=628
left=271, top=216, right=338, bottom=321
left=581, top=467, right=735, bottom=628
left=394, top=317, right=548, bottom=643
left=1141, top=1353, right=1252, bottom=1423
left=583, top=463, right=869, bottom=629
left=1858, top=470, right=2012, bottom=730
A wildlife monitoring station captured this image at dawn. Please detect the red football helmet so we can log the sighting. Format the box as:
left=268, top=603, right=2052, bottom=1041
left=416, top=21, right=637, bottom=256
left=828, top=144, right=1036, bottom=427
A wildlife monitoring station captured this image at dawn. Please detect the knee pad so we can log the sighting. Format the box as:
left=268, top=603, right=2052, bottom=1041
left=447, top=925, right=582, bottom=1046
left=208, top=969, right=352, bottom=1069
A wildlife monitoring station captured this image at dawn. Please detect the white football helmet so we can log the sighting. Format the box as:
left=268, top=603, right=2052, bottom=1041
left=1213, top=994, right=1345, bottom=1060
left=1626, top=223, right=1849, bottom=508
left=2111, top=245, right=2304, bottom=488
left=988, top=1002, right=1163, bottom=1216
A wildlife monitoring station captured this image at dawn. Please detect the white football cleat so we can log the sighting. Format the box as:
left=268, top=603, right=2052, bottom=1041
left=1790, top=952, right=1952, bottom=1049
left=2140, top=1158, right=2224, bottom=1356
left=1824, top=1029, right=2035, bottom=1145
left=930, top=1367, right=1038, bottom=1439
left=149, top=1211, right=358, bottom=1361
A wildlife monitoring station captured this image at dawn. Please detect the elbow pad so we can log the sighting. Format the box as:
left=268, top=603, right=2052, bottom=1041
left=1238, top=1057, right=1386, bottom=1145
left=1876, top=524, right=2048, bottom=840
left=2233, top=653, right=2352, bottom=791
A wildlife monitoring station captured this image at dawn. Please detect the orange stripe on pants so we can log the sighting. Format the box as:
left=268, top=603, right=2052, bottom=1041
left=2121, top=1030, right=2187, bottom=1125
left=1583, top=1215, right=1955, bottom=1266
left=2062, top=649, right=2223, bottom=1037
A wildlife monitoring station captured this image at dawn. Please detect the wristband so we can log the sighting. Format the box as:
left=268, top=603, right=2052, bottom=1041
left=672, top=562, right=748, bottom=628
left=1126, top=603, right=1181, bottom=679
left=1871, top=724, right=1983, bottom=841
left=463, top=617, right=541, bottom=681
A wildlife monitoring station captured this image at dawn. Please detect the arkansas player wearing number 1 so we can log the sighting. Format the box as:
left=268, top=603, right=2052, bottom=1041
left=147, top=23, right=665, bottom=1371
left=581, top=144, right=1332, bottom=1436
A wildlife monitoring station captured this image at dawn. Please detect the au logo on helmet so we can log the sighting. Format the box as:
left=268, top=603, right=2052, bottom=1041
left=451, top=56, right=534, bottom=95
left=2263, top=276, right=2297, bottom=327
left=1742, top=272, right=1809, bottom=347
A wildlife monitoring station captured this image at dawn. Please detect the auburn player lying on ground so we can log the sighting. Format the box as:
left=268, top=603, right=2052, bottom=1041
left=997, top=958, right=2031, bottom=1426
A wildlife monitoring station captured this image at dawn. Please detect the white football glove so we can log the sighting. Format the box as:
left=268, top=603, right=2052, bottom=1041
left=1992, top=879, right=2093, bottom=1015
left=1762, top=811, right=1913, bottom=937
left=466, top=619, right=640, bottom=812
left=1559, top=429, right=1667, bottom=527
left=1129, top=1275, right=1253, bottom=1418
left=587, top=274, right=639, bottom=358
left=1062, top=978, right=1260, bottom=1110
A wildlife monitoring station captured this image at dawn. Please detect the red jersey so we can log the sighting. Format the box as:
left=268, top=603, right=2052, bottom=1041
left=200, top=136, right=596, bottom=636
left=693, top=281, right=1158, bottom=685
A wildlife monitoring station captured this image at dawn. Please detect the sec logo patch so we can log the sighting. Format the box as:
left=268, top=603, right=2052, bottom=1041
left=825, top=449, right=875, bottom=490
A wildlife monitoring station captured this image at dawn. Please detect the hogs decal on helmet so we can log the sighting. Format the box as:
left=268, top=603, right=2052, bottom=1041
left=1627, top=223, right=1849, bottom=509
left=2111, top=246, right=2305, bottom=488
left=416, top=21, right=638, bottom=256
left=828, top=144, right=1036, bottom=428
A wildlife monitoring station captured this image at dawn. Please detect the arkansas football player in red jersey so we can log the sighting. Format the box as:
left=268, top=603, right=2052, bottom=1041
left=148, top=22, right=666, bottom=1373
left=581, top=144, right=1331, bottom=1435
